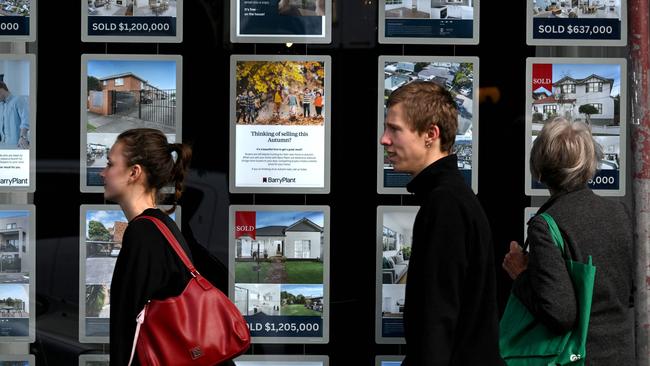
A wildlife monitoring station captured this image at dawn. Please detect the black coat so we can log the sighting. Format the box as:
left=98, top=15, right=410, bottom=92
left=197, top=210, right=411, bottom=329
left=513, top=188, right=635, bottom=365
left=109, top=208, right=194, bottom=366
left=403, top=155, right=504, bottom=366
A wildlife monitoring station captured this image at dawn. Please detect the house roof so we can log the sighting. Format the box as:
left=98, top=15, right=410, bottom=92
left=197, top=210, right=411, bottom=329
left=112, top=221, right=128, bottom=243
left=387, top=74, right=410, bottom=82
left=256, top=225, right=286, bottom=237
left=286, top=217, right=323, bottom=233
left=554, top=74, right=614, bottom=86
left=418, top=68, right=450, bottom=79
left=254, top=217, right=323, bottom=236
left=98, top=72, right=147, bottom=83
left=532, top=96, right=576, bottom=105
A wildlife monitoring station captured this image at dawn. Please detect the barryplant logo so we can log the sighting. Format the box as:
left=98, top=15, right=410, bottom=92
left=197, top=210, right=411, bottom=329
left=262, top=176, right=297, bottom=184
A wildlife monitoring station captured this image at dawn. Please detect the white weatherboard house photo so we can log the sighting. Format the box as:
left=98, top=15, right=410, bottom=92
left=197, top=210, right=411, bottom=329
left=533, top=73, right=617, bottom=128
left=237, top=217, right=324, bottom=260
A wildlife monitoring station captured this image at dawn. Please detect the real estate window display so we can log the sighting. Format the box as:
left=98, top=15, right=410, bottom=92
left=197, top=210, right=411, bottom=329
left=22, top=0, right=645, bottom=364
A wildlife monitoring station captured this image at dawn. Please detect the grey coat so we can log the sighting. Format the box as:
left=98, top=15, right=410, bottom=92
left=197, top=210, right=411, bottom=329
left=513, top=187, right=635, bottom=366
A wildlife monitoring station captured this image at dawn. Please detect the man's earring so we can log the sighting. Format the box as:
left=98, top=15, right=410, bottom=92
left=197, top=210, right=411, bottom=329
left=425, top=141, right=432, bottom=149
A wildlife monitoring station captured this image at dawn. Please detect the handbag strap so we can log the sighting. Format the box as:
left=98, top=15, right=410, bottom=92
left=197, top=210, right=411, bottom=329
left=128, top=307, right=146, bottom=366
left=126, top=215, right=200, bottom=366
left=135, top=215, right=200, bottom=278
left=538, top=212, right=566, bottom=258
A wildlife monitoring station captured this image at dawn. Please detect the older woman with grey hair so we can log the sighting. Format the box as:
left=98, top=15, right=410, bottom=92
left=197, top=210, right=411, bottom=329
left=502, top=117, right=634, bottom=365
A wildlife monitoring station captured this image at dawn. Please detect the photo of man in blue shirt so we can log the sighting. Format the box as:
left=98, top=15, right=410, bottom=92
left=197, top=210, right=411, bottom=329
left=0, top=81, right=30, bottom=149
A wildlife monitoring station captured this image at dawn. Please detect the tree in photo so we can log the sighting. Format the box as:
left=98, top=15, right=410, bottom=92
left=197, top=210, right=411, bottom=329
left=86, top=286, right=106, bottom=317
left=0, top=296, right=24, bottom=312
left=579, top=104, right=599, bottom=125
left=88, top=221, right=112, bottom=242
left=87, top=76, right=103, bottom=92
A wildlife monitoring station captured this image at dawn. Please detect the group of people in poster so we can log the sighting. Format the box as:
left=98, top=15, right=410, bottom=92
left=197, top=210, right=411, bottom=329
left=236, top=86, right=325, bottom=125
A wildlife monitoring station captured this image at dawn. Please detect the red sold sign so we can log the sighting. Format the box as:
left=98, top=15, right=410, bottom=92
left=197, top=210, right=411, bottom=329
left=235, top=211, right=256, bottom=239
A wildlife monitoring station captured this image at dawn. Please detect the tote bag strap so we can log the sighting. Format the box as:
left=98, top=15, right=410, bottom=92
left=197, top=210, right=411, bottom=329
left=135, top=215, right=200, bottom=278
left=539, top=212, right=566, bottom=258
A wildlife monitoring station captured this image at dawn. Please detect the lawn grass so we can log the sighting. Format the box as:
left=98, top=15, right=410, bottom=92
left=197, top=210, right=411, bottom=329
left=284, top=261, right=323, bottom=284
left=236, top=260, right=323, bottom=284
left=87, top=123, right=96, bottom=132
left=280, top=304, right=321, bottom=316
left=235, top=262, right=272, bottom=283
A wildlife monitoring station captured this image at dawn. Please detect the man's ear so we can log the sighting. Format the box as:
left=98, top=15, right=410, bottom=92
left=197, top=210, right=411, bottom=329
left=425, top=124, right=441, bottom=145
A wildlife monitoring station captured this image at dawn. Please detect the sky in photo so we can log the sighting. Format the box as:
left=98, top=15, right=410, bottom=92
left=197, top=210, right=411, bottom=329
left=256, top=211, right=325, bottom=228
left=552, top=64, right=621, bottom=95
left=88, top=60, right=177, bottom=90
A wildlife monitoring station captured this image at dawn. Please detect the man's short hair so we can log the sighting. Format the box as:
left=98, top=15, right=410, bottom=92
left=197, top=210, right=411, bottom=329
left=0, top=81, right=8, bottom=92
left=386, top=80, right=458, bottom=152
left=530, top=117, right=603, bottom=192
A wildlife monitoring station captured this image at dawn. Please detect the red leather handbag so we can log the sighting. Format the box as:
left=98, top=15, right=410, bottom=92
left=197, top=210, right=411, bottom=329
left=127, top=216, right=250, bottom=366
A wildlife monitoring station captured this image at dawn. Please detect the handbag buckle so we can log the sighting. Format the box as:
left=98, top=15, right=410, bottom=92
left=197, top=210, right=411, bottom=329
left=189, top=346, right=203, bottom=360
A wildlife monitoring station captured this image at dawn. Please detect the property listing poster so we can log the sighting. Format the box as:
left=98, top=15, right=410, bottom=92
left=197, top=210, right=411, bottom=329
left=0, top=206, right=34, bottom=342
left=79, top=205, right=177, bottom=342
left=379, top=0, right=478, bottom=44
left=0, top=354, right=34, bottom=365
left=81, top=55, right=181, bottom=192
left=375, top=356, right=404, bottom=366
left=79, top=355, right=109, bottom=366
left=526, top=58, right=626, bottom=196
left=529, top=0, right=625, bottom=45
left=232, top=0, right=330, bottom=43
left=84, top=0, right=180, bottom=41
left=234, top=355, right=328, bottom=366
left=378, top=56, right=478, bottom=194
left=524, top=207, right=539, bottom=241
left=230, top=56, right=330, bottom=193
left=375, top=206, right=417, bottom=344
left=0, top=56, right=35, bottom=191
left=0, top=0, right=34, bottom=41
left=229, top=206, right=329, bottom=343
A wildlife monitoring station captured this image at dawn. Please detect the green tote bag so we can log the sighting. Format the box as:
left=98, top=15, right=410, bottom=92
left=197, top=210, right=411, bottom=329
left=499, top=212, right=596, bottom=366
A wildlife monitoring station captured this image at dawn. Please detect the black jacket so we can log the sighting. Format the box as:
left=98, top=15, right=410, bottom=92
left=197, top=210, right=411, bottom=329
left=513, top=188, right=634, bottom=365
left=403, top=155, right=504, bottom=366
left=109, top=208, right=194, bottom=366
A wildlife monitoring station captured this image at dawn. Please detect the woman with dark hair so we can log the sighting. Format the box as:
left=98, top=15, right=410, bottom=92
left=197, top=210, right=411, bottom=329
left=102, top=128, right=196, bottom=365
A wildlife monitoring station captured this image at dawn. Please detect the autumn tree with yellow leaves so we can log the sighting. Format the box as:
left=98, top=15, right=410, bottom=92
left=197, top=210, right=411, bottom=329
left=236, top=61, right=325, bottom=96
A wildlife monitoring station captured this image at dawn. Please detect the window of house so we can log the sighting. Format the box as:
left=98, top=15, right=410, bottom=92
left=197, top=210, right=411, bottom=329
left=3, top=239, right=18, bottom=252
left=386, top=0, right=403, bottom=4
left=561, top=84, right=575, bottom=93
left=115, top=78, right=124, bottom=86
left=586, top=82, right=603, bottom=93
left=590, top=103, right=603, bottom=114
left=6, top=223, right=16, bottom=230
left=240, top=238, right=251, bottom=257
left=294, top=240, right=311, bottom=259
left=102, top=81, right=107, bottom=86
left=252, top=241, right=265, bottom=256
left=543, top=105, right=558, bottom=114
